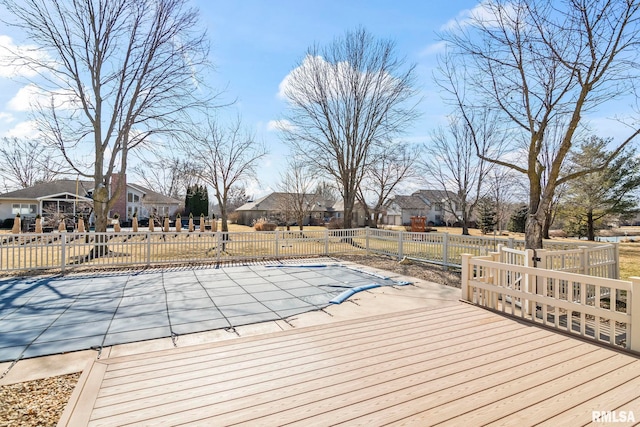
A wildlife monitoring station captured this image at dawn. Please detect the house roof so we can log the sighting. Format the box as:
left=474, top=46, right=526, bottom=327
left=0, top=180, right=94, bottom=200
left=236, top=192, right=335, bottom=212
left=387, top=195, right=429, bottom=210
left=127, top=183, right=181, bottom=205
left=412, top=189, right=459, bottom=205
left=0, top=179, right=181, bottom=205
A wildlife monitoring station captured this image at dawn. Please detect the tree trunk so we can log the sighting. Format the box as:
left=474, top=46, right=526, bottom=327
left=587, top=209, right=595, bottom=241
left=525, top=214, right=544, bottom=250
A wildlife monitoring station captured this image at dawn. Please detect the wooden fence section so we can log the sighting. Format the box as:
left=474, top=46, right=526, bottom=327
left=0, top=228, right=616, bottom=275
left=461, top=252, right=640, bottom=353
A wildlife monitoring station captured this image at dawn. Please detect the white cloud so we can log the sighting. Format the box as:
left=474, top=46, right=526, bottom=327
left=8, top=83, right=79, bottom=112
left=278, top=54, right=399, bottom=104
left=440, top=1, right=518, bottom=31
left=0, top=35, right=53, bottom=78
left=267, top=119, right=294, bottom=132
left=0, top=112, right=14, bottom=123
left=420, top=41, right=447, bottom=57
left=4, top=120, right=40, bottom=138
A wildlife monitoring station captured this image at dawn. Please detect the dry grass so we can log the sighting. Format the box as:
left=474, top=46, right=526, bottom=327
left=619, top=242, right=640, bottom=281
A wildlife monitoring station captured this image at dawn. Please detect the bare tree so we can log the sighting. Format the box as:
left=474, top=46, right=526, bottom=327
left=0, top=137, right=67, bottom=191
left=186, top=116, right=267, bottom=233
left=357, top=143, right=419, bottom=227
left=439, top=0, right=640, bottom=249
left=279, top=160, right=317, bottom=230
left=279, top=28, right=419, bottom=228
left=421, top=112, right=499, bottom=235
left=1, top=0, right=209, bottom=232
left=132, top=154, right=198, bottom=200
left=485, top=167, right=521, bottom=232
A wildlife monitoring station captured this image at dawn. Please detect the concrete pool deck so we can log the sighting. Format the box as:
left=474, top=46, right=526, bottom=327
left=0, top=258, right=461, bottom=385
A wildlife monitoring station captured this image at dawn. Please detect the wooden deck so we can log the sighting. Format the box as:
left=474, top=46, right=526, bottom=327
left=59, top=303, right=640, bottom=426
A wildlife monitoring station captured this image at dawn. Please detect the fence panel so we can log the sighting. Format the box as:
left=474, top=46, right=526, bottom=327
left=462, top=255, right=636, bottom=352
left=0, top=228, right=619, bottom=275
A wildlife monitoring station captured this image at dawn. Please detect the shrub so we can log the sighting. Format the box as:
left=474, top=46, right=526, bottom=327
left=327, top=218, right=343, bottom=229
left=227, top=211, right=241, bottom=224
left=1, top=218, right=14, bottom=229
left=253, top=217, right=277, bottom=231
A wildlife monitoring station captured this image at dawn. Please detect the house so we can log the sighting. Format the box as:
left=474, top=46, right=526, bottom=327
left=235, top=192, right=336, bottom=226
left=383, top=195, right=429, bottom=226
left=382, top=190, right=463, bottom=226
left=412, top=189, right=462, bottom=226
left=0, top=174, right=182, bottom=228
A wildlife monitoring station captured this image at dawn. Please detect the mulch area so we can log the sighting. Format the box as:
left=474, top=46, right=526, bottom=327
left=0, top=255, right=459, bottom=426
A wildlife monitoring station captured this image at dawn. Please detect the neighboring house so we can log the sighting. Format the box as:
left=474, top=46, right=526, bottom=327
left=236, top=192, right=336, bottom=226
left=383, top=195, right=429, bottom=226
left=382, top=190, right=463, bottom=226
left=0, top=174, right=182, bottom=227
left=412, top=189, right=462, bottom=226
left=330, top=200, right=368, bottom=227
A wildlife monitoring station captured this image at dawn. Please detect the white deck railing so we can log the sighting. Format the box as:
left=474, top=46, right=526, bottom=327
left=0, top=228, right=616, bottom=275
left=461, top=251, right=639, bottom=353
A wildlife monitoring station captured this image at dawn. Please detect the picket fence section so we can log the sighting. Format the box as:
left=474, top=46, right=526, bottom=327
left=0, top=228, right=617, bottom=275
left=461, top=249, right=639, bottom=352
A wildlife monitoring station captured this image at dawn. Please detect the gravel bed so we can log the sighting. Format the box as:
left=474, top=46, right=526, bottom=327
left=0, top=254, right=459, bottom=426
left=0, top=373, right=79, bottom=427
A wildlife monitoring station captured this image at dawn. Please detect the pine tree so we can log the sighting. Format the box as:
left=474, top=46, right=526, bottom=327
left=508, top=205, right=528, bottom=233
left=476, top=198, right=497, bottom=235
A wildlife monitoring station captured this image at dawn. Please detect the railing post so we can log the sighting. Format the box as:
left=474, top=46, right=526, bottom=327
left=146, top=231, right=151, bottom=267
left=216, top=231, right=221, bottom=262
left=524, top=248, right=535, bottom=316
left=579, top=246, right=588, bottom=275
left=508, top=237, right=515, bottom=249
left=398, top=230, right=403, bottom=260
left=630, top=277, right=640, bottom=353
left=275, top=230, right=279, bottom=258
left=613, top=242, right=620, bottom=279
left=60, top=233, right=66, bottom=274
left=443, top=233, right=449, bottom=267
left=324, top=228, right=329, bottom=255
left=365, top=227, right=370, bottom=255
left=461, top=253, right=471, bottom=302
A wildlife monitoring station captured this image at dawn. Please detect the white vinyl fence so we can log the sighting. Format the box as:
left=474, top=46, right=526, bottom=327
left=461, top=249, right=639, bottom=353
left=0, top=228, right=617, bottom=275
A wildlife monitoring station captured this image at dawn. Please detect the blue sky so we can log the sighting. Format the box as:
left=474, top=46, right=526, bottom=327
left=194, top=0, right=481, bottom=196
left=0, top=1, right=484, bottom=197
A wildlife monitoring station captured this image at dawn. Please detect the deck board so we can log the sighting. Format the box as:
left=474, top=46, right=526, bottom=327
left=58, top=303, right=640, bottom=427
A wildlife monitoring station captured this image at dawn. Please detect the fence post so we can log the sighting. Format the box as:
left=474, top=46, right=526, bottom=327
left=146, top=232, right=151, bottom=267
left=325, top=228, right=329, bottom=255
left=60, top=233, right=66, bottom=274
left=365, top=227, right=370, bottom=256
left=524, top=248, right=535, bottom=316
left=443, top=233, right=449, bottom=267
left=613, top=242, right=620, bottom=279
left=508, top=237, right=515, bottom=249
left=275, top=230, right=279, bottom=258
left=216, top=231, right=221, bottom=262
left=461, top=253, right=471, bottom=302
left=630, top=277, right=640, bottom=353
left=398, top=230, right=403, bottom=260
left=579, top=246, right=588, bottom=275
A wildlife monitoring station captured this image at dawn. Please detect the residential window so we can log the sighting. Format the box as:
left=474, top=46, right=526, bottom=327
left=434, top=203, right=442, bottom=212
left=12, top=204, right=37, bottom=215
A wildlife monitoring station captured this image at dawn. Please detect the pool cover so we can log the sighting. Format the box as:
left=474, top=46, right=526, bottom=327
left=0, top=260, right=407, bottom=363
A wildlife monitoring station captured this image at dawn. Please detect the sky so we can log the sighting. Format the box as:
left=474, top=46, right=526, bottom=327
left=5, top=0, right=637, bottom=204
left=0, top=0, right=483, bottom=198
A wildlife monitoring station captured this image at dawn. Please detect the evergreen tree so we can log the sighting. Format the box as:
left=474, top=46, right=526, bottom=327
left=508, top=205, right=528, bottom=233
left=560, top=137, right=640, bottom=240
left=476, top=198, right=497, bottom=235
left=185, top=184, right=209, bottom=217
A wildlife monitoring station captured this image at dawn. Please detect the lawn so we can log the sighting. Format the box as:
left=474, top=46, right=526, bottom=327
left=619, top=242, right=640, bottom=281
